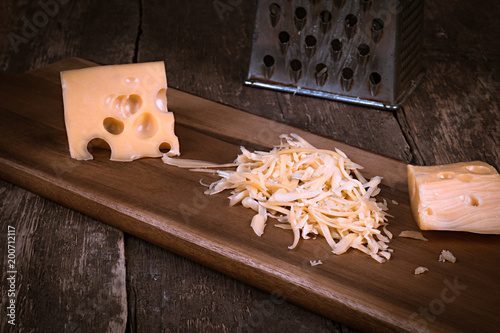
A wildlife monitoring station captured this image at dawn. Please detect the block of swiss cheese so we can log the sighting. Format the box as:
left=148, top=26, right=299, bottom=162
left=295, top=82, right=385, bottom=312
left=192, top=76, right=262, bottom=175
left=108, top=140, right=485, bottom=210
left=60, top=61, right=180, bottom=161
left=407, top=161, right=500, bottom=234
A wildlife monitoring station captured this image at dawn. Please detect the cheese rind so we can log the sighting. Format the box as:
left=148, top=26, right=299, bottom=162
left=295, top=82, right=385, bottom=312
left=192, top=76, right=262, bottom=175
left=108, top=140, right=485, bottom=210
left=407, top=161, right=500, bottom=234
left=61, top=62, right=180, bottom=161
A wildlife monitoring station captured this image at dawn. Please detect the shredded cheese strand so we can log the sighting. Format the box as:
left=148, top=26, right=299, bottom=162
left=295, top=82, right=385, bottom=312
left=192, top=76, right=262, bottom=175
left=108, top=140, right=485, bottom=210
left=162, top=134, right=392, bottom=263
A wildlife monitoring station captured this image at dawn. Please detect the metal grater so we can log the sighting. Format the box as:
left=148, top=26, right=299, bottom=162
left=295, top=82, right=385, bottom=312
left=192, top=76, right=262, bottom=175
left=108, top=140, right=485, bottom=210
left=244, top=0, right=425, bottom=110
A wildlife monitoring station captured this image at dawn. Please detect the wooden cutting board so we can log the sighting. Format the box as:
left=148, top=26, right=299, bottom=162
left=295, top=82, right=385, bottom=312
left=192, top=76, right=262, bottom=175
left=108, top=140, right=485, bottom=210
left=1, top=58, right=498, bottom=333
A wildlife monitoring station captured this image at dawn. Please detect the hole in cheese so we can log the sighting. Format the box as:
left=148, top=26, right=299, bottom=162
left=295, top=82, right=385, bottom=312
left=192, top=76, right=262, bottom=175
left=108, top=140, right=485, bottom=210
left=123, top=94, right=142, bottom=115
left=124, top=76, right=138, bottom=84
left=87, top=138, right=110, bottom=150
left=458, top=173, right=474, bottom=182
left=466, top=165, right=491, bottom=174
left=103, top=117, right=124, bottom=135
left=105, top=94, right=115, bottom=105
left=423, top=207, right=434, bottom=216
left=437, top=171, right=455, bottom=179
left=113, top=95, right=125, bottom=110
left=159, top=142, right=172, bottom=153
left=465, top=194, right=480, bottom=207
left=133, top=112, right=158, bottom=139
left=156, top=88, right=167, bottom=112
left=87, top=138, right=111, bottom=158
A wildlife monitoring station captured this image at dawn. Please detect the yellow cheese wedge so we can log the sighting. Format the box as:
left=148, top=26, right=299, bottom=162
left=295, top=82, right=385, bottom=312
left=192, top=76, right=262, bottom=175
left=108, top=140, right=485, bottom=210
left=60, top=62, right=180, bottom=161
left=407, top=161, right=500, bottom=234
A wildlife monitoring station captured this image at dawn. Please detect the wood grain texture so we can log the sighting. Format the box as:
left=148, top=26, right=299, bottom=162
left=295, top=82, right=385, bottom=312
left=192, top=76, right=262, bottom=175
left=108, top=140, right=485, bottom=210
left=400, top=0, right=500, bottom=170
left=0, top=180, right=127, bottom=332
left=125, top=236, right=341, bottom=333
left=0, top=59, right=499, bottom=333
left=0, top=0, right=140, bottom=73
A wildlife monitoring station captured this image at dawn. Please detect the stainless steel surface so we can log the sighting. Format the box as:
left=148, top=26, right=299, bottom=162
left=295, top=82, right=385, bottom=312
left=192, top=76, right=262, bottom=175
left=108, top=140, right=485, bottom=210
left=245, top=0, right=424, bottom=109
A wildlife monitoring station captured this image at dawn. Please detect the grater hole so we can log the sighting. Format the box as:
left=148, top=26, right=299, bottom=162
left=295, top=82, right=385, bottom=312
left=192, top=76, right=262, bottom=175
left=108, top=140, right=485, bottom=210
left=320, top=10, right=332, bottom=24
left=279, top=31, right=290, bottom=44
left=278, top=31, right=290, bottom=54
left=370, top=72, right=381, bottom=85
left=342, top=68, right=353, bottom=80
left=263, top=55, right=275, bottom=78
left=315, top=63, right=328, bottom=86
left=294, top=7, right=307, bottom=31
left=358, top=44, right=370, bottom=57
left=290, top=59, right=302, bottom=83
left=345, top=14, right=357, bottom=28
left=305, top=35, right=317, bottom=47
left=357, top=43, right=370, bottom=65
left=295, top=7, right=307, bottom=20
left=372, top=18, right=384, bottom=32
left=331, top=39, right=342, bottom=52
left=371, top=18, right=384, bottom=43
left=331, top=39, right=343, bottom=61
left=269, top=3, right=280, bottom=15
left=290, top=59, right=302, bottom=72
left=341, top=68, right=354, bottom=91
left=369, top=72, right=381, bottom=96
left=264, top=55, right=275, bottom=67
left=316, top=63, right=327, bottom=74
left=345, top=14, right=358, bottom=38
left=305, top=35, right=317, bottom=56
left=319, top=10, right=332, bottom=33
left=269, top=3, right=281, bottom=27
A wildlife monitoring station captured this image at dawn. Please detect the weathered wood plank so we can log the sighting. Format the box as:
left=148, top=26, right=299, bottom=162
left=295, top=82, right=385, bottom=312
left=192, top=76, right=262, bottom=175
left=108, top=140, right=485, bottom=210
left=0, top=180, right=127, bottom=332
left=401, top=0, right=500, bottom=170
left=0, top=0, right=140, bottom=73
left=125, top=236, right=352, bottom=333
left=0, top=1, right=138, bottom=331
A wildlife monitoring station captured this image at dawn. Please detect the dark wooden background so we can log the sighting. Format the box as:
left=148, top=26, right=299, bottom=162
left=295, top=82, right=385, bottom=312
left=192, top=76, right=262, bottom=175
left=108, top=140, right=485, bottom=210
left=0, top=0, right=498, bottom=332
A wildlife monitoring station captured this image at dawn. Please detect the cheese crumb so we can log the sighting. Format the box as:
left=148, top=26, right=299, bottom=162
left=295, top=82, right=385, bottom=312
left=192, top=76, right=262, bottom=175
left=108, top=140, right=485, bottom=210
left=398, top=230, right=429, bottom=241
left=310, top=260, right=323, bottom=266
left=391, top=200, right=399, bottom=205
left=414, top=266, right=429, bottom=275
left=438, top=250, right=456, bottom=263
left=163, top=134, right=392, bottom=263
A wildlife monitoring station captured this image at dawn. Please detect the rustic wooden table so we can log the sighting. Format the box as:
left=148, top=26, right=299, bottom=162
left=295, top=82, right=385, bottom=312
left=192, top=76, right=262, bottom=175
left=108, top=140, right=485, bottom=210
left=0, top=1, right=498, bottom=332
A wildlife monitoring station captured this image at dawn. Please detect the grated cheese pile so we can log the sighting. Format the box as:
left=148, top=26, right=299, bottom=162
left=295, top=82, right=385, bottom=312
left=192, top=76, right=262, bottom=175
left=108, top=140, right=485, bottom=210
left=163, top=134, right=393, bottom=263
